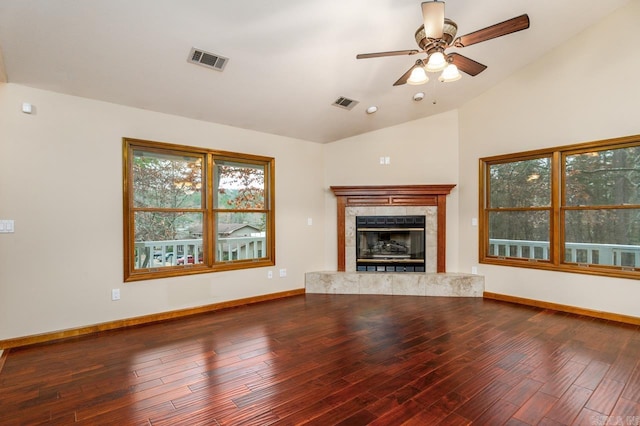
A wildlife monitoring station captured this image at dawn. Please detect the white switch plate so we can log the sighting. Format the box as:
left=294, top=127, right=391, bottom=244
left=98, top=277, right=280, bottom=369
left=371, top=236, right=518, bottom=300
left=0, top=220, right=14, bottom=233
left=111, top=288, right=121, bottom=301
left=471, top=218, right=478, bottom=226
left=267, top=270, right=273, bottom=279
left=279, top=268, right=287, bottom=277
left=307, top=217, right=313, bottom=226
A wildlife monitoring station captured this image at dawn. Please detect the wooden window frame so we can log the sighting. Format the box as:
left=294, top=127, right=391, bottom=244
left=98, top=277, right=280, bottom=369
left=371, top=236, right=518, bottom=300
left=123, top=138, right=275, bottom=282
left=479, top=134, right=640, bottom=280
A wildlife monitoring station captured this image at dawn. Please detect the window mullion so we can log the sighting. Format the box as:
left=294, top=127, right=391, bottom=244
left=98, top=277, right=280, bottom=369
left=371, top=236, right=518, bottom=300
left=206, top=153, right=215, bottom=266
left=552, top=151, right=562, bottom=266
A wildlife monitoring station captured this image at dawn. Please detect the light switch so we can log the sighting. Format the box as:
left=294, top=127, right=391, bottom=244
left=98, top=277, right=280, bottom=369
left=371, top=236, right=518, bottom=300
left=0, top=220, right=14, bottom=233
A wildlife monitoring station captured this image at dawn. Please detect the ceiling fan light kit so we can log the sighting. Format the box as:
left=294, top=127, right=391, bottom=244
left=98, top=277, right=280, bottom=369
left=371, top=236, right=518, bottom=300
left=356, top=1, right=530, bottom=86
left=439, top=64, right=461, bottom=82
left=407, top=66, right=429, bottom=85
left=425, top=51, right=447, bottom=72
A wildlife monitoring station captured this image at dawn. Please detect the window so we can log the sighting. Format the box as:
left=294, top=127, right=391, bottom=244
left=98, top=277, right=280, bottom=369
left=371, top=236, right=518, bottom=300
left=123, top=138, right=275, bottom=281
left=480, top=135, right=640, bottom=279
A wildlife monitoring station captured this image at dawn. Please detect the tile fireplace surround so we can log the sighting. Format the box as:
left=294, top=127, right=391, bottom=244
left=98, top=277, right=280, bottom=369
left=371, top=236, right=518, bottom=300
left=305, top=185, right=484, bottom=297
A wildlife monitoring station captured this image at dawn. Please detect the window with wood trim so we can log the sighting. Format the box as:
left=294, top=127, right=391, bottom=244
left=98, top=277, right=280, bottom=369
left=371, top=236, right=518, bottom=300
left=480, top=135, right=640, bottom=279
left=123, top=138, right=275, bottom=281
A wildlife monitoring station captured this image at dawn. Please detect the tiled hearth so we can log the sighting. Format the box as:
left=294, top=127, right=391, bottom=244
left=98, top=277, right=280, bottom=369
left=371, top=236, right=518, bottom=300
left=305, top=271, right=484, bottom=297
left=305, top=185, right=484, bottom=297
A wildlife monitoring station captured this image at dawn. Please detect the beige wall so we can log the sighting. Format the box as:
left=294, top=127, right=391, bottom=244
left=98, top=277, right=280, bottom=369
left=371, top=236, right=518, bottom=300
left=0, top=83, right=326, bottom=340
left=324, top=110, right=460, bottom=271
left=457, top=0, right=640, bottom=317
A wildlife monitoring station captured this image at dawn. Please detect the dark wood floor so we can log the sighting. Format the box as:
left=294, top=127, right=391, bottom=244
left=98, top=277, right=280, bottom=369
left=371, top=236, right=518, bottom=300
left=1, top=294, right=639, bottom=425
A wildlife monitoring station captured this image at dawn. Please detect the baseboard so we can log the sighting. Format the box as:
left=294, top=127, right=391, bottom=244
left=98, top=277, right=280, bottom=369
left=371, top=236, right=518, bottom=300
left=483, top=292, right=640, bottom=326
left=0, top=349, right=8, bottom=375
left=0, top=289, right=305, bottom=350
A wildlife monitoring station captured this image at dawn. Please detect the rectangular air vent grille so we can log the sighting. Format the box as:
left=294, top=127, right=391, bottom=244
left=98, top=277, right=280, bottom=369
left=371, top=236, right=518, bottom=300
left=332, top=96, right=359, bottom=111
left=188, top=47, right=228, bottom=71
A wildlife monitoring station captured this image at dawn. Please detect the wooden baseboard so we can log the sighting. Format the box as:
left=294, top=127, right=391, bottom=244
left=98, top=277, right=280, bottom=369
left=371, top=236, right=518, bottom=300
left=483, top=292, right=640, bottom=326
left=0, top=289, right=306, bottom=350
left=0, top=349, right=8, bottom=375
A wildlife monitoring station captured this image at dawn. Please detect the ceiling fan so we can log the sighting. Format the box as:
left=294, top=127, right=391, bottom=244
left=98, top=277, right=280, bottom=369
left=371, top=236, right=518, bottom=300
left=356, top=1, right=530, bottom=86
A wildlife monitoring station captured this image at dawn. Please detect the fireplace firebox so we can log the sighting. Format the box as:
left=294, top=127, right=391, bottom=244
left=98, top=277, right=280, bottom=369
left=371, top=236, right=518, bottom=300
left=356, top=215, right=425, bottom=272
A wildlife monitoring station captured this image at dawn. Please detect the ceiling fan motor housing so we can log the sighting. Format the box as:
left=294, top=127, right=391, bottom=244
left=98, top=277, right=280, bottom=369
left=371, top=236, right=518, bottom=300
left=415, top=18, right=458, bottom=51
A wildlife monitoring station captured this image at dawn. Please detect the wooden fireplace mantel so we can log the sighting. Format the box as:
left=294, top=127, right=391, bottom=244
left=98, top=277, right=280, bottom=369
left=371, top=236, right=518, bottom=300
left=330, top=184, right=456, bottom=273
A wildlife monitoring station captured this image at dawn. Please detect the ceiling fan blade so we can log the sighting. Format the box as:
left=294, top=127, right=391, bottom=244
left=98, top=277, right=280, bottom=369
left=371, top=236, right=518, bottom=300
left=356, top=50, right=421, bottom=59
left=421, top=1, right=445, bottom=39
left=454, top=14, right=530, bottom=48
left=393, top=63, right=421, bottom=86
left=448, top=53, right=487, bottom=76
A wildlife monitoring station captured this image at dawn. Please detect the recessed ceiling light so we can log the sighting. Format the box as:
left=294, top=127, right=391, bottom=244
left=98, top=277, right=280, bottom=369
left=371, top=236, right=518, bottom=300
left=366, top=106, right=378, bottom=114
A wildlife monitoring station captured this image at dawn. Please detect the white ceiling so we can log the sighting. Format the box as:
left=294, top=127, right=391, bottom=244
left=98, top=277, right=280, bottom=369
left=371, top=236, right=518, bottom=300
left=0, top=0, right=631, bottom=143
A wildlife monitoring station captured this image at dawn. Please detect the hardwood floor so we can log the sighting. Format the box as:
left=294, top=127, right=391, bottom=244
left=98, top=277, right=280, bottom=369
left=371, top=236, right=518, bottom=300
left=1, top=294, right=639, bottom=425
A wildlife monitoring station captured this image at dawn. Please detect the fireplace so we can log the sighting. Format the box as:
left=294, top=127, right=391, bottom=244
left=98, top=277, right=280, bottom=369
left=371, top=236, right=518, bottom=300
left=330, top=184, right=456, bottom=273
left=306, top=184, right=484, bottom=297
left=356, top=215, right=426, bottom=272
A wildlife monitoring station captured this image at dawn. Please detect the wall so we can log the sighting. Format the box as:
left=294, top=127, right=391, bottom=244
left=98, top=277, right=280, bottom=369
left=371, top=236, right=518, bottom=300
left=324, top=110, right=460, bottom=272
left=457, top=0, right=640, bottom=317
left=0, top=83, right=326, bottom=341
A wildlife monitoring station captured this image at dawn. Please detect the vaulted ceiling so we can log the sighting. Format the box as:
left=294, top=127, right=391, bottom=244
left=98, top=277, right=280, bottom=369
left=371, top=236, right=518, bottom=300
left=0, top=0, right=631, bottom=143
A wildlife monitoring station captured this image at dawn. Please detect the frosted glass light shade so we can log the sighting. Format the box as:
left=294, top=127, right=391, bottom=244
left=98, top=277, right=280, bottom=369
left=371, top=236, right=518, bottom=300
left=439, top=64, right=461, bottom=82
left=425, top=51, right=447, bottom=72
left=407, top=66, right=429, bottom=85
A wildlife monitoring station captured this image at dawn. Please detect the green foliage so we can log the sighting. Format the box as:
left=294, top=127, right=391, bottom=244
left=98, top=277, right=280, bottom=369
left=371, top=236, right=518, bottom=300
left=488, top=157, right=551, bottom=244
left=564, top=146, right=640, bottom=245
left=133, top=153, right=266, bottom=242
left=487, top=145, right=640, bottom=248
left=133, top=153, right=202, bottom=241
left=133, top=155, right=202, bottom=209
left=489, top=157, right=551, bottom=208
left=216, top=164, right=265, bottom=209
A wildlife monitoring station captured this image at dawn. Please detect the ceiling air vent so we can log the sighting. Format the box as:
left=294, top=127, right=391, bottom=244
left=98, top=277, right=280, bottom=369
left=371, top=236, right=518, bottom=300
left=332, top=96, right=359, bottom=111
left=188, top=47, right=228, bottom=71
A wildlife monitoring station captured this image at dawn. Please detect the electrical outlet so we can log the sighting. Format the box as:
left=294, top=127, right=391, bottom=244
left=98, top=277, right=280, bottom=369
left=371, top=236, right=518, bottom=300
left=279, top=268, right=287, bottom=277
left=267, top=270, right=273, bottom=279
left=111, top=288, right=121, bottom=301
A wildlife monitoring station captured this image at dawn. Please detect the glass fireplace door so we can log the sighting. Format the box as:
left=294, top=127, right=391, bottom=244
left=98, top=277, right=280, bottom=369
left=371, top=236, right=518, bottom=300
left=356, top=216, right=425, bottom=272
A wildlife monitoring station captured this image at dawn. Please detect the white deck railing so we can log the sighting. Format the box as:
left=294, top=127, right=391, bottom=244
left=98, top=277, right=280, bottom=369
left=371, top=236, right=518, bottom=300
left=489, top=239, right=640, bottom=267
left=135, top=236, right=265, bottom=268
